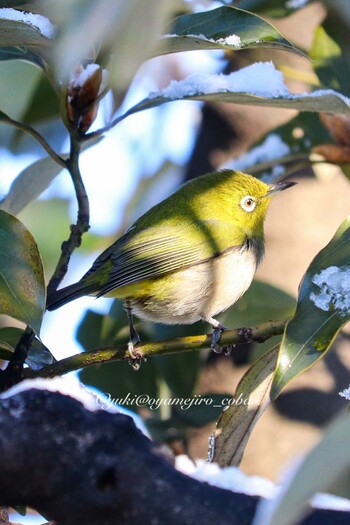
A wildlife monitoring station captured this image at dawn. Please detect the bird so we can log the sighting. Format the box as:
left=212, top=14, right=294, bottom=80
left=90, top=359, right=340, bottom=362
left=47, top=170, right=295, bottom=363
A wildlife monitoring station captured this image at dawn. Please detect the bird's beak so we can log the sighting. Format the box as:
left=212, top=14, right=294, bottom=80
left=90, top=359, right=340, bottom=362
left=266, top=180, right=297, bottom=197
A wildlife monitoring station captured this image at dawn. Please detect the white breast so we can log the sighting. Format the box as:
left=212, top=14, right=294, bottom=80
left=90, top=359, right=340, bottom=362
left=200, top=247, right=258, bottom=319
left=131, top=246, right=259, bottom=325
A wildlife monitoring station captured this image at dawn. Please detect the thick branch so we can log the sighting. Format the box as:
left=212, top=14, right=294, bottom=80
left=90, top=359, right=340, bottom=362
left=47, top=135, right=90, bottom=297
left=24, top=320, right=287, bottom=379
left=0, top=389, right=348, bottom=525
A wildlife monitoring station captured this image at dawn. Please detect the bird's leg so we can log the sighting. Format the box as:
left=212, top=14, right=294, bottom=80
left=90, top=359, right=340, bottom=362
left=125, top=301, right=143, bottom=370
left=203, top=316, right=229, bottom=354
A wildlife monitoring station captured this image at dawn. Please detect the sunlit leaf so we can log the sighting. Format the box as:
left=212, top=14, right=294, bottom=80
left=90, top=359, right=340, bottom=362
left=0, top=210, right=45, bottom=333
left=271, top=216, right=350, bottom=400
left=159, top=6, right=305, bottom=57
left=264, top=409, right=350, bottom=525
left=212, top=346, right=278, bottom=467
left=0, top=157, right=64, bottom=215
left=111, top=67, right=350, bottom=132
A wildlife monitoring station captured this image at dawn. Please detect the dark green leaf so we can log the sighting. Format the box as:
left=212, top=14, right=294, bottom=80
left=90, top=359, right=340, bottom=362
left=271, top=216, right=350, bottom=400
left=0, top=209, right=45, bottom=333
left=226, top=0, right=316, bottom=18
left=0, top=326, right=54, bottom=369
left=159, top=6, right=305, bottom=57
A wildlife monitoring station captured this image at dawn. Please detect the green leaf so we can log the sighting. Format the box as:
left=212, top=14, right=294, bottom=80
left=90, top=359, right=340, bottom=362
left=212, top=346, right=278, bottom=467
left=271, top=216, right=350, bottom=400
left=309, top=25, right=349, bottom=95
left=159, top=6, right=305, bottom=57
left=266, top=409, right=350, bottom=525
left=0, top=46, right=46, bottom=68
left=0, top=157, right=64, bottom=215
left=113, top=66, right=350, bottom=130
left=0, top=210, right=45, bottom=333
left=0, top=11, right=52, bottom=46
left=0, top=326, right=54, bottom=369
left=230, top=0, right=315, bottom=18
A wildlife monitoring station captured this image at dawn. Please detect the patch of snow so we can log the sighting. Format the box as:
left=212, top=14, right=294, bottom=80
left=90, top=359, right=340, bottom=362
left=149, top=61, right=289, bottom=100
left=216, top=34, right=241, bottom=47
left=310, top=265, right=350, bottom=316
left=70, top=63, right=101, bottom=88
left=339, top=386, right=350, bottom=400
left=225, top=134, right=290, bottom=173
left=0, top=8, right=55, bottom=39
left=176, top=455, right=276, bottom=498
left=0, top=377, right=148, bottom=434
left=162, top=32, right=241, bottom=47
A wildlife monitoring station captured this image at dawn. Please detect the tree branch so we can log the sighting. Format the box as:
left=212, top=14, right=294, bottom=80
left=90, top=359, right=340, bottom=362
left=47, top=134, right=90, bottom=297
left=24, top=320, right=287, bottom=379
left=0, top=388, right=348, bottom=525
left=0, top=111, right=66, bottom=167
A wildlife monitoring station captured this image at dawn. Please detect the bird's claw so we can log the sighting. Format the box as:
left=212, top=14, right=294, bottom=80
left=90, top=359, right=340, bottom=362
left=127, top=338, right=144, bottom=371
left=210, top=324, right=228, bottom=354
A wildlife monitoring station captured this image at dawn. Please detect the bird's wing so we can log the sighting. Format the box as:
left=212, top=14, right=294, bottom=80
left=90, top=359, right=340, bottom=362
left=85, top=221, right=240, bottom=296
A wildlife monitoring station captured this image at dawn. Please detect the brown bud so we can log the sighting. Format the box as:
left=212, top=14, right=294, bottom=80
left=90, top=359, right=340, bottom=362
left=67, top=64, right=107, bottom=133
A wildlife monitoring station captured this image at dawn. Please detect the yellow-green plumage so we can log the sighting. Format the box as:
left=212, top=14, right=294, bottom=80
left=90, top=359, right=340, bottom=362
left=47, top=170, right=294, bottom=335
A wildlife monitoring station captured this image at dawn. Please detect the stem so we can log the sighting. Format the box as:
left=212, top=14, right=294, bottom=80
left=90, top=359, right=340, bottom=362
left=47, top=135, right=90, bottom=297
left=0, top=327, right=35, bottom=390
left=0, top=112, right=66, bottom=167
left=24, top=320, right=287, bottom=379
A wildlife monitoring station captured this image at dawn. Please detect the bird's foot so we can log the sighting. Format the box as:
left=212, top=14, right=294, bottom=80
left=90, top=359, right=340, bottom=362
left=210, top=323, right=228, bottom=354
left=127, top=335, right=145, bottom=371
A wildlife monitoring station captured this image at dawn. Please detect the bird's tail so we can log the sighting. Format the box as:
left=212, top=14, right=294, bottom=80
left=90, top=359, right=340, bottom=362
left=46, top=281, right=97, bottom=311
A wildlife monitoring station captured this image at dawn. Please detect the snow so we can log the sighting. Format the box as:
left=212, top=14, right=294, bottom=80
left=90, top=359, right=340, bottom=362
left=176, top=455, right=276, bottom=498
left=225, top=134, right=290, bottom=175
left=70, top=63, right=101, bottom=89
left=339, top=386, right=350, bottom=400
left=216, top=35, right=241, bottom=47
left=0, top=377, right=148, bottom=434
left=149, top=61, right=289, bottom=100
left=176, top=455, right=350, bottom=518
left=310, top=265, right=350, bottom=316
left=162, top=33, right=241, bottom=48
left=0, top=7, right=54, bottom=39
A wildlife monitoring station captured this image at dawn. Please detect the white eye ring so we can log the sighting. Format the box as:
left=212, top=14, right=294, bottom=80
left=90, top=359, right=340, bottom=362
left=240, top=195, right=256, bottom=212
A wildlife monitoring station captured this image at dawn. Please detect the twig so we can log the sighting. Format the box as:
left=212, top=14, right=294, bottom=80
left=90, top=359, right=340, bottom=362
left=0, top=111, right=66, bottom=167
left=23, top=320, right=287, bottom=379
left=47, top=135, right=90, bottom=297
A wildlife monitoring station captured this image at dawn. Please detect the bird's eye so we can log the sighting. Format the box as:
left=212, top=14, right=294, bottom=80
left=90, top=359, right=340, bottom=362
left=240, top=195, right=256, bottom=212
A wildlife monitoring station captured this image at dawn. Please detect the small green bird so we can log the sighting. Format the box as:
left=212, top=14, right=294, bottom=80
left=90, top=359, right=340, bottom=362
left=47, top=170, right=295, bottom=361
